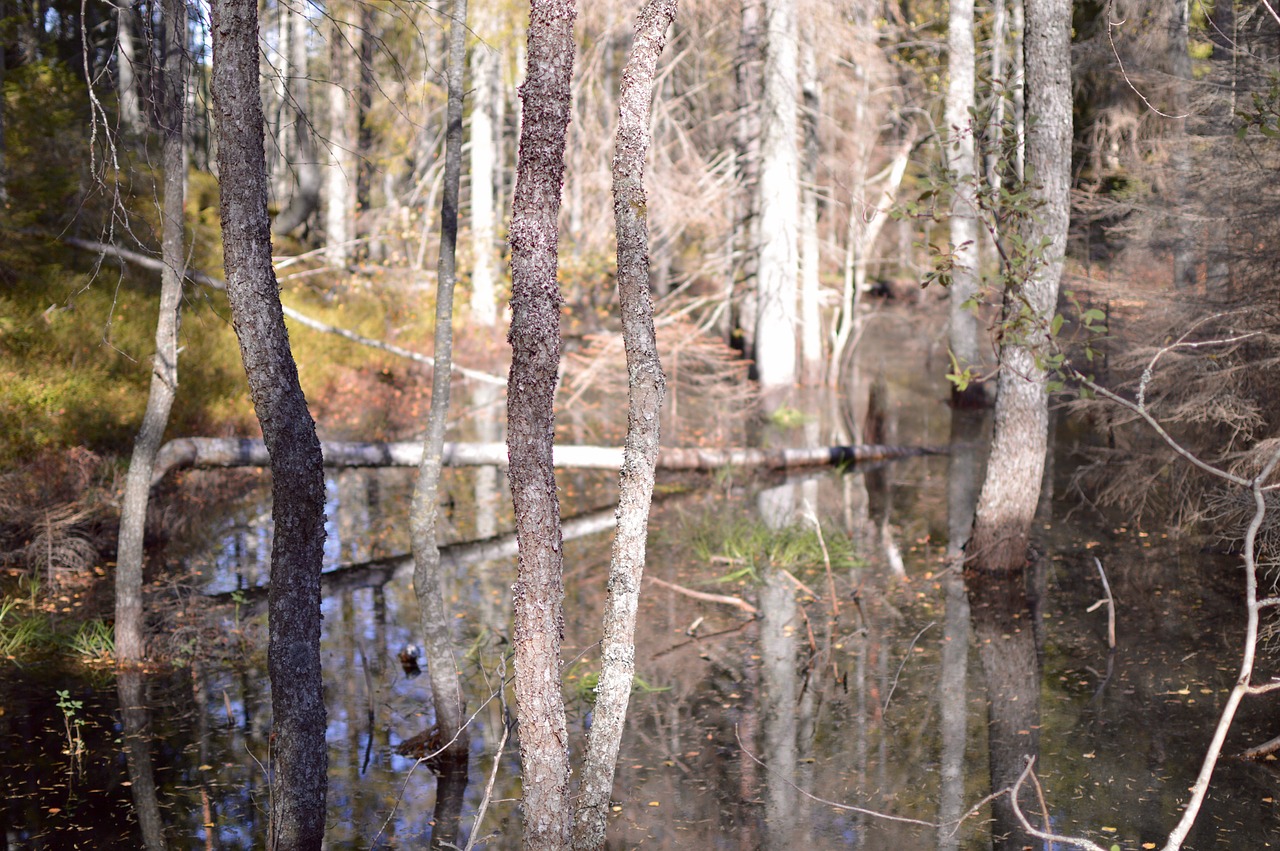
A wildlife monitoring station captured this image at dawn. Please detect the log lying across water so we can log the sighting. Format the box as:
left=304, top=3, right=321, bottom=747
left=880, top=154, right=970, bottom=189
left=152, top=437, right=943, bottom=485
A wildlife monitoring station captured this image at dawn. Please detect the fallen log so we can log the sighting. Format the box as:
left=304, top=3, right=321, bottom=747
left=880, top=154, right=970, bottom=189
left=153, top=436, right=943, bottom=485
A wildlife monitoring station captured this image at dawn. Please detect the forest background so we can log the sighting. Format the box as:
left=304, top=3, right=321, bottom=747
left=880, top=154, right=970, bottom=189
left=2, top=0, right=1280, bottom=848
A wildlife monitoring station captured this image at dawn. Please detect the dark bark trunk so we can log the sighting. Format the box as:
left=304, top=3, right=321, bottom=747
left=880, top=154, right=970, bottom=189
left=209, top=0, right=328, bottom=844
left=114, top=0, right=186, bottom=665
left=571, top=2, right=677, bottom=846
left=410, top=0, right=471, bottom=776
left=506, top=0, right=577, bottom=846
left=118, top=670, right=167, bottom=849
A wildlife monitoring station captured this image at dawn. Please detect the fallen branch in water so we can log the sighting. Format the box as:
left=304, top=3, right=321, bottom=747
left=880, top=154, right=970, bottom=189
left=151, top=436, right=943, bottom=485
left=645, top=575, right=758, bottom=615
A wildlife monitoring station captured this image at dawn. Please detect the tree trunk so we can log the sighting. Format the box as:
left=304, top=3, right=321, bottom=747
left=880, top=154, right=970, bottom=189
left=114, top=0, right=186, bottom=665
left=150, top=436, right=940, bottom=482
left=210, top=0, right=329, bottom=843
left=506, top=0, right=577, bottom=847
left=731, top=0, right=763, bottom=354
left=115, top=0, right=143, bottom=134
left=571, top=2, right=677, bottom=846
left=754, top=0, right=798, bottom=394
left=325, top=6, right=358, bottom=266
left=469, top=0, right=502, bottom=328
left=946, top=0, right=981, bottom=403
left=966, top=0, right=1070, bottom=575
left=271, top=4, right=321, bottom=236
left=798, top=21, right=822, bottom=387
left=410, top=0, right=470, bottom=780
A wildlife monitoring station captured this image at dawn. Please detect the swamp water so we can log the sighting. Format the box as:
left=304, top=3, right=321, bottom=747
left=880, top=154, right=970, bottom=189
left=3, top=314, right=1280, bottom=849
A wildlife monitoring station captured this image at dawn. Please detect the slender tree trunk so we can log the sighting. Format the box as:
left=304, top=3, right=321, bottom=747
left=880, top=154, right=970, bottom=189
left=115, top=0, right=143, bottom=134
left=571, top=2, right=676, bottom=847
left=946, top=0, right=981, bottom=402
left=325, top=6, right=358, bottom=266
left=114, top=0, right=186, bottom=665
left=966, top=0, right=1069, bottom=575
left=210, top=0, right=329, bottom=843
left=798, top=21, right=822, bottom=387
left=506, top=0, right=576, bottom=848
left=754, top=0, right=798, bottom=394
left=469, top=0, right=502, bottom=328
left=118, top=671, right=167, bottom=850
left=272, top=4, right=321, bottom=236
left=731, top=0, right=763, bottom=354
left=410, top=0, right=470, bottom=780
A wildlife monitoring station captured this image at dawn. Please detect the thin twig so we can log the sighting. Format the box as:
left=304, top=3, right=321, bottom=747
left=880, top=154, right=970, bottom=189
left=646, top=574, right=758, bottom=614
left=1009, top=757, right=1109, bottom=851
left=1091, top=556, right=1116, bottom=649
left=883, top=622, right=935, bottom=713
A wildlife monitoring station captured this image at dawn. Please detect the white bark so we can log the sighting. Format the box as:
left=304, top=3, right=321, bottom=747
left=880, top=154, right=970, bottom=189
left=115, top=0, right=143, bottom=134
left=469, top=0, right=502, bottom=327
left=325, top=10, right=358, bottom=267
left=946, top=0, right=980, bottom=386
left=754, top=0, right=799, bottom=392
left=799, top=22, right=822, bottom=386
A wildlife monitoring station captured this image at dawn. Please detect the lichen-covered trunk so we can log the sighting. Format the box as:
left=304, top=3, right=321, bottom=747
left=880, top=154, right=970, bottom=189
left=506, top=1, right=576, bottom=848
left=114, top=0, right=186, bottom=665
left=967, top=0, right=1070, bottom=576
left=210, top=0, right=328, bottom=843
left=570, top=2, right=676, bottom=847
left=410, top=0, right=470, bottom=776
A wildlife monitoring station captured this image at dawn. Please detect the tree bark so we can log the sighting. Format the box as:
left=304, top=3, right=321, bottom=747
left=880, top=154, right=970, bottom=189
left=798, top=21, right=822, bottom=387
left=115, top=0, right=143, bottom=134
left=210, top=0, right=329, bottom=843
left=271, top=3, right=321, bottom=237
left=324, top=6, right=358, bottom=266
left=150, top=436, right=941, bottom=482
left=946, top=0, right=981, bottom=403
left=506, top=0, right=577, bottom=847
left=754, top=0, right=799, bottom=394
left=469, top=0, right=503, bottom=328
left=114, top=0, right=186, bottom=665
left=410, top=0, right=470, bottom=781
left=966, top=0, right=1070, bottom=575
left=571, top=2, right=677, bottom=846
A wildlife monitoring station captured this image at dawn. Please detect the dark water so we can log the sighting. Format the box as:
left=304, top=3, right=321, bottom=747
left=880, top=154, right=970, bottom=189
left=4, top=319, right=1280, bottom=849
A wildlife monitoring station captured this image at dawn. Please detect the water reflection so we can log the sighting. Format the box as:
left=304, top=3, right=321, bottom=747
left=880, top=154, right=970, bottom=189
left=9, top=358, right=1280, bottom=847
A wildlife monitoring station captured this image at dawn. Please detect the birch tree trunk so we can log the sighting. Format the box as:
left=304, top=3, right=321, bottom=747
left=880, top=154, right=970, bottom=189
left=506, top=1, right=577, bottom=847
left=946, top=0, right=981, bottom=402
left=730, top=0, right=763, bottom=354
left=754, top=0, right=798, bottom=394
left=115, top=0, right=186, bottom=665
left=271, top=4, right=321, bottom=236
left=571, top=2, right=676, bottom=846
left=469, top=0, right=502, bottom=328
left=409, top=0, right=470, bottom=779
left=798, top=21, right=822, bottom=387
left=325, top=7, right=358, bottom=267
left=967, top=0, right=1070, bottom=576
left=210, top=0, right=329, bottom=842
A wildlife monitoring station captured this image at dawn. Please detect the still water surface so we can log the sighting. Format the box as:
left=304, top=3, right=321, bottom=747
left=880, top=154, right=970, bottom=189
left=2, top=316, right=1278, bottom=849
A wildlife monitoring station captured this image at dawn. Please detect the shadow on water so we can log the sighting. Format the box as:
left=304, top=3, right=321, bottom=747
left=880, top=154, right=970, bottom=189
left=7, top=316, right=1280, bottom=847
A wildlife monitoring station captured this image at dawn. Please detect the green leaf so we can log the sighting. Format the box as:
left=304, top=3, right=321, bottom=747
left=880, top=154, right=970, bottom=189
left=1050, top=313, right=1064, bottom=337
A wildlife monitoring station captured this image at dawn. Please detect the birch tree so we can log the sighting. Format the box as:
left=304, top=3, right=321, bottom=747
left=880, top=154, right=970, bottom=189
left=210, top=0, right=329, bottom=843
left=469, top=0, right=503, bottom=328
left=114, top=0, right=186, bottom=664
left=945, top=0, right=980, bottom=403
left=754, top=0, right=798, bottom=394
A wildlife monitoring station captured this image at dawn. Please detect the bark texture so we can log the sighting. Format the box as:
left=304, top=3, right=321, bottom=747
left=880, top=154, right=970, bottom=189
left=967, top=0, right=1070, bottom=575
left=410, top=0, right=470, bottom=775
left=210, top=0, right=329, bottom=843
left=506, top=1, right=577, bottom=847
left=754, top=0, right=799, bottom=392
left=571, top=2, right=676, bottom=846
left=115, top=0, right=186, bottom=664
left=946, top=0, right=981, bottom=399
